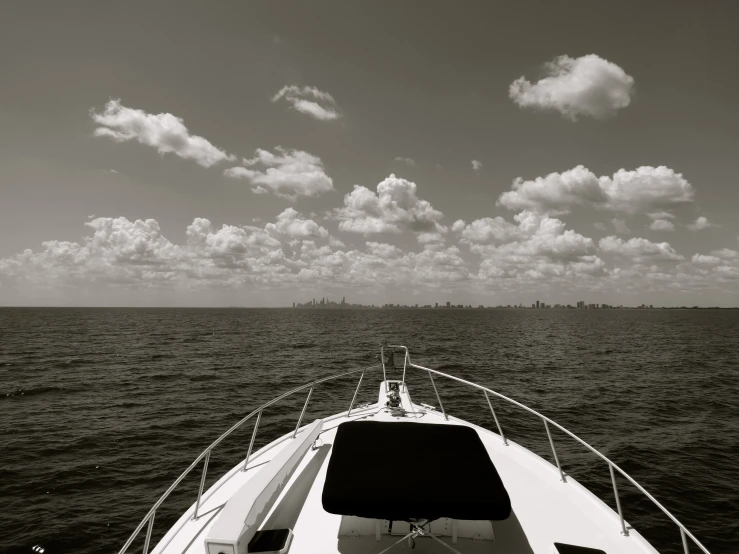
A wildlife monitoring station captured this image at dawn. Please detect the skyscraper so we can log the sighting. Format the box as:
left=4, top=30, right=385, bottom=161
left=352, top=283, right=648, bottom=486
left=446, top=301, right=451, bottom=308
left=536, top=300, right=540, bottom=309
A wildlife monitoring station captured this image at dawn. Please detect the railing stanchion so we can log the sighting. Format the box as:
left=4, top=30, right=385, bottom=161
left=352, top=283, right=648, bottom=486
left=193, top=450, right=210, bottom=520
left=347, top=371, right=365, bottom=417
left=242, top=409, right=262, bottom=472
left=609, top=462, right=629, bottom=536
left=143, top=510, right=155, bottom=554
left=401, top=348, right=408, bottom=386
left=381, top=347, right=388, bottom=393
left=544, top=419, right=566, bottom=482
left=428, top=372, right=448, bottom=420
left=680, top=527, right=689, bottom=554
left=294, top=385, right=314, bottom=438
left=484, top=390, right=508, bottom=445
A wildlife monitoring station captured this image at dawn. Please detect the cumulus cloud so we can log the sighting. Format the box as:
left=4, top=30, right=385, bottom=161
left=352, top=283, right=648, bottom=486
left=366, top=242, right=403, bottom=259
left=455, top=210, right=602, bottom=283
left=224, top=147, right=334, bottom=200
left=265, top=208, right=329, bottom=239
left=395, top=157, right=416, bottom=166
left=647, top=211, right=675, bottom=220
left=333, top=174, right=446, bottom=236
left=415, top=231, right=441, bottom=244
left=687, top=216, right=714, bottom=231
left=498, top=165, right=694, bottom=215
left=649, top=219, right=675, bottom=232
left=509, top=54, right=635, bottom=120
left=457, top=216, right=524, bottom=245
left=498, top=165, right=605, bottom=215
left=599, top=236, right=684, bottom=262
left=472, top=160, right=483, bottom=173
left=90, top=99, right=235, bottom=168
left=602, top=167, right=694, bottom=214
left=691, top=253, right=722, bottom=266
left=271, top=85, right=341, bottom=121
left=611, top=219, right=631, bottom=234
left=688, top=249, right=739, bottom=281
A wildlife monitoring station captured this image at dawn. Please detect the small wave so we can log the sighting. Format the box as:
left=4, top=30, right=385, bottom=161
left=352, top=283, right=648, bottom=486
left=53, top=358, right=91, bottom=368
left=290, top=342, right=317, bottom=349
left=150, top=353, right=175, bottom=360
left=189, top=374, right=216, bottom=382
left=3, top=386, right=75, bottom=398
left=147, top=372, right=181, bottom=381
left=436, top=363, right=465, bottom=372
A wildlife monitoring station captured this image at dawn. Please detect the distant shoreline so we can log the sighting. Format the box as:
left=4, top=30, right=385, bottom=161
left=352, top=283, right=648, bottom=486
left=1, top=306, right=738, bottom=310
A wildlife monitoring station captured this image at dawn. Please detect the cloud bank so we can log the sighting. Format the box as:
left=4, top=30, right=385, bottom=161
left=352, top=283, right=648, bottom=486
left=2, top=209, right=737, bottom=303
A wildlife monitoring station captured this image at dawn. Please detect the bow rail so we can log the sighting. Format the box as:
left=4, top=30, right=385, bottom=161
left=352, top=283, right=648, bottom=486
left=120, top=347, right=711, bottom=554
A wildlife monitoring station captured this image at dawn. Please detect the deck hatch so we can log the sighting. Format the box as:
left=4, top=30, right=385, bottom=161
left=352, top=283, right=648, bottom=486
left=553, top=544, right=607, bottom=554
left=322, top=421, right=511, bottom=522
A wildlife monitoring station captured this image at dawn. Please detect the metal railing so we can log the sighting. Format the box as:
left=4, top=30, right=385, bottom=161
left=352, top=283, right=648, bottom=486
left=380, top=344, right=710, bottom=554
left=120, top=346, right=712, bottom=554
left=118, top=363, right=381, bottom=554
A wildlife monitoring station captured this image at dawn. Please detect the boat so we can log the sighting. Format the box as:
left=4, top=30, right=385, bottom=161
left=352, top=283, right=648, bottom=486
left=118, top=345, right=710, bottom=554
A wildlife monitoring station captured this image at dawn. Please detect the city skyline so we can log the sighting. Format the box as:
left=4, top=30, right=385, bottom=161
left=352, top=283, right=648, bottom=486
left=289, top=295, right=727, bottom=310
left=2, top=3, right=739, bottom=306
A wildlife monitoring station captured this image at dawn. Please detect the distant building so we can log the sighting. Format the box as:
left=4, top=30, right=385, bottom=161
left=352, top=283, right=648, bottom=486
left=536, top=300, right=539, bottom=309
left=446, top=301, right=451, bottom=308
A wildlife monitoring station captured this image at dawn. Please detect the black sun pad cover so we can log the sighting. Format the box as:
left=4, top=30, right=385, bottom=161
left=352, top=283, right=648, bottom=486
left=322, top=421, right=511, bottom=521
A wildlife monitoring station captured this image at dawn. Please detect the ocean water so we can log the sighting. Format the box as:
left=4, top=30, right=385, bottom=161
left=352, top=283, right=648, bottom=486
left=0, top=308, right=737, bottom=554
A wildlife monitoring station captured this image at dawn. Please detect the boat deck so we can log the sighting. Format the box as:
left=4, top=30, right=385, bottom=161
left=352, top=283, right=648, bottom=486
left=151, top=383, right=659, bottom=554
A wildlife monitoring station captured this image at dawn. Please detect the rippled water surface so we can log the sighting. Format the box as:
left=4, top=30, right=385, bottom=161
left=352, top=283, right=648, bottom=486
left=1, top=308, right=737, bottom=554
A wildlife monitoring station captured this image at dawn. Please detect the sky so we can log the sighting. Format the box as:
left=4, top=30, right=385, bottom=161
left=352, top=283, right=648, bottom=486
left=1, top=0, right=738, bottom=307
